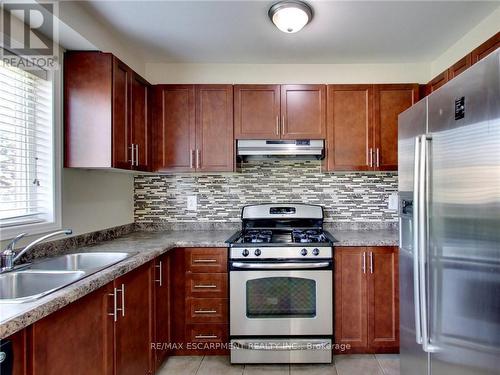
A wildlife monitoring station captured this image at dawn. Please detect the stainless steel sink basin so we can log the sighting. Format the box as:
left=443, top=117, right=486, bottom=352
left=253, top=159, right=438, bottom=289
left=0, top=270, right=85, bottom=303
left=29, top=252, right=132, bottom=272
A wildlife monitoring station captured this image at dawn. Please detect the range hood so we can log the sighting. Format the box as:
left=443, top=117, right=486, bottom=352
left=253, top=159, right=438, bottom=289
left=237, top=140, right=324, bottom=159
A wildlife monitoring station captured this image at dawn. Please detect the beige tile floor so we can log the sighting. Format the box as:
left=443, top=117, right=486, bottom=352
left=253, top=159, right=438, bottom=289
left=158, top=354, right=399, bottom=375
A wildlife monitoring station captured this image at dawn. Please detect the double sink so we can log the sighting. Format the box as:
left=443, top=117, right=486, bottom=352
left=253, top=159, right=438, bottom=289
left=0, top=252, right=135, bottom=303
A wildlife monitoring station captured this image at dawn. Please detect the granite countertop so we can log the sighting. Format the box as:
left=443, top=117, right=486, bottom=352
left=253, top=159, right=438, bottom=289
left=0, top=228, right=398, bottom=339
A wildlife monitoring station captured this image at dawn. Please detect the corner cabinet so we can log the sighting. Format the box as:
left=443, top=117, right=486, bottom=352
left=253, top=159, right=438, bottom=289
left=153, top=85, right=234, bottom=172
left=64, top=51, right=151, bottom=171
left=326, top=84, right=418, bottom=171
left=334, top=246, right=399, bottom=354
left=234, top=84, right=326, bottom=140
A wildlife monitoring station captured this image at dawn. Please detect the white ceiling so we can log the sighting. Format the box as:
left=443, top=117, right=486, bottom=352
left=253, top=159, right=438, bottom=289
left=79, top=1, right=499, bottom=64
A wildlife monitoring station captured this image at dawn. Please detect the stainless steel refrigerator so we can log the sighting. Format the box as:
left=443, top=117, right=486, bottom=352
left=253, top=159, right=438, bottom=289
left=398, top=49, right=500, bottom=375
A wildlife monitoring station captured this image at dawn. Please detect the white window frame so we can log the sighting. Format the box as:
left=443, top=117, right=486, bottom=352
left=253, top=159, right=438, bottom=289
left=0, top=56, right=62, bottom=240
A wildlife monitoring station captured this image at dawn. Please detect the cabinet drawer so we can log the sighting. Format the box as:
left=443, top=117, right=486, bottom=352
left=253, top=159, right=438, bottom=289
left=186, top=323, right=228, bottom=344
left=185, top=248, right=227, bottom=273
left=186, top=298, right=228, bottom=324
left=186, top=273, right=228, bottom=298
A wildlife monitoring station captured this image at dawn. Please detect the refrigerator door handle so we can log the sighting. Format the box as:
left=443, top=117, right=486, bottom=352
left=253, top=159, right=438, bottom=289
left=413, top=135, right=423, bottom=345
left=418, top=134, right=438, bottom=353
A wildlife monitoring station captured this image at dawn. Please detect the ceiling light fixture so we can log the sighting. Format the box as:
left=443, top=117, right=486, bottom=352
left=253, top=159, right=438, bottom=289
left=268, top=0, right=313, bottom=34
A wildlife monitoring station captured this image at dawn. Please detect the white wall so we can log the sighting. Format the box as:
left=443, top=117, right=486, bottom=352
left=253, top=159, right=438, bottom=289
left=146, top=62, right=430, bottom=84
left=431, top=6, right=500, bottom=77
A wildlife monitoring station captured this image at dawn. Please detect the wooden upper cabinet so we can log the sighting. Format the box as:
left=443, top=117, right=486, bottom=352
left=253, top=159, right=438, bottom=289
left=196, top=85, right=234, bottom=172
left=152, top=85, right=233, bottom=173
left=131, top=73, right=151, bottom=171
left=31, top=283, right=114, bottom=375
left=153, top=85, right=196, bottom=172
left=64, top=51, right=151, bottom=171
left=281, top=84, right=326, bottom=139
left=327, top=85, right=373, bottom=171
left=334, top=247, right=368, bottom=352
left=373, top=84, right=418, bottom=171
left=234, top=85, right=280, bottom=139
left=471, top=32, right=500, bottom=63
left=367, top=247, right=399, bottom=352
left=426, top=70, right=448, bottom=95
left=448, top=54, right=472, bottom=80
left=114, top=263, right=154, bottom=375
left=112, top=57, right=132, bottom=169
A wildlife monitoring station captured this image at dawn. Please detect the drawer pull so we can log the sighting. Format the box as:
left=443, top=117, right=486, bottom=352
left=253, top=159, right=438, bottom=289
left=193, top=259, right=218, bottom=263
left=195, top=335, right=218, bottom=339
left=194, top=284, right=217, bottom=288
left=194, top=309, right=217, bottom=314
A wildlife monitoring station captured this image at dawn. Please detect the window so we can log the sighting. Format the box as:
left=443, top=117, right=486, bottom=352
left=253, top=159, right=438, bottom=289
left=0, top=59, right=60, bottom=237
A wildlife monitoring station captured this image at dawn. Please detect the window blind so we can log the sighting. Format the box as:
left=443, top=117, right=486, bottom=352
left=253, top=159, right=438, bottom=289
left=0, top=60, right=54, bottom=229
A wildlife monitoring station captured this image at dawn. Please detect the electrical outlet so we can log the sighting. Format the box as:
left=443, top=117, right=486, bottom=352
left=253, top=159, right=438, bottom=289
left=388, top=193, right=399, bottom=211
left=187, top=195, right=197, bottom=211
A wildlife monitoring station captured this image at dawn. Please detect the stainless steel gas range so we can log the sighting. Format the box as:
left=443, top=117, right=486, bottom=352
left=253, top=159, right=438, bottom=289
left=226, top=203, right=336, bottom=364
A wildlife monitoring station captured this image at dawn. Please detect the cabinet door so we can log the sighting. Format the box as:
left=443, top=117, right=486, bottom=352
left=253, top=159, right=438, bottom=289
left=154, top=254, right=170, bottom=370
left=131, top=73, right=151, bottom=171
left=367, top=247, right=399, bottom=352
left=112, top=57, right=132, bottom=169
left=448, top=54, right=472, bottom=80
left=471, top=32, right=500, bottom=63
left=334, top=247, right=368, bottom=352
left=153, top=85, right=196, bottom=172
left=373, top=84, right=418, bottom=171
left=31, top=283, right=114, bottom=375
left=281, top=84, right=326, bottom=139
left=195, top=85, right=234, bottom=172
left=115, top=263, right=154, bottom=375
left=426, top=70, right=448, bottom=95
left=327, top=85, right=373, bottom=171
left=234, top=85, right=280, bottom=139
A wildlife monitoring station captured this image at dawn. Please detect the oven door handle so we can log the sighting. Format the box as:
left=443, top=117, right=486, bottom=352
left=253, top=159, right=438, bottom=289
left=231, top=261, right=330, bottom=270
left=232, top=341, right=330, bottom=351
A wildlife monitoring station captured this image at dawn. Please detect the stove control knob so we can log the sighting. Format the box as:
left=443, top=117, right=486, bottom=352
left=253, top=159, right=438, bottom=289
left=313, top=248, right=320, bottom=256
left=242, top=249, right=249, bottom=257
left=300, top=248, right=308, bottom=256
left=254, top=249, right=261, bottom=256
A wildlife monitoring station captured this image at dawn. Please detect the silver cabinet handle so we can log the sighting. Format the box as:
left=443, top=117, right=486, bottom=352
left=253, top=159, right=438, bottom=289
left=369, top=252, right=373, bottom=274
left=129, top=144, right=135, bottom=166
left=196, top=149, right=200, bottom=169
left=376, top=148, right=380, bottom=167
left=193, top=259, right=217, bottom=263
left=190, top=150, right=194, bottom=169
left=413, top=135, right=422, bottom=345
left=116, top=283, right=125, bottom=317
left=276, top=116, right=280, bottom=135
left=194, top=309, right=217, bottom=314
left=231, top=262, right=329, bottom=270
left=369, top=148, right=373, bottom=167
left=281, top=115, right=285, bottom=135
left=194, top=284, right=217, bottom=288
left=195, top=335, right=218, bottom=339
left=135, top=144, right=139, bottom=166
left=108, top=287, right=118, bottom=322
left=362, top=252, right=366, bottom=274
left=155, top=261, right=163, bottom=286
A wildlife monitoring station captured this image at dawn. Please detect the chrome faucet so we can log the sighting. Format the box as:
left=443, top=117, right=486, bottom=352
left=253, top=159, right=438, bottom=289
left=1, top=229, right=73, bottom=272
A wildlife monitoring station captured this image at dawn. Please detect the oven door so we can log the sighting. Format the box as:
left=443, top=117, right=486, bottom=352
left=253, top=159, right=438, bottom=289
left=229, top=262, right=332, bottom=336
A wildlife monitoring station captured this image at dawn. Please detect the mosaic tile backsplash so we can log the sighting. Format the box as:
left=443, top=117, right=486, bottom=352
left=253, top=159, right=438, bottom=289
left=134, top=160, right=398, bottom=225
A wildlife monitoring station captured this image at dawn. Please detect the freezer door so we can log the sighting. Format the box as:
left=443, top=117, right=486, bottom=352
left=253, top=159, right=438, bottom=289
left=398, top=98, right=429, bottom=375
left=427, top=50, right=500, bottom=375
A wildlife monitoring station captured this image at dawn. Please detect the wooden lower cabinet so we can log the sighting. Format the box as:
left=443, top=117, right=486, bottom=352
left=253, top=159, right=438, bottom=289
left=1, top=329, right=27, bottom=375
left=114, top=263, right=154, bottom=375
left=334, top=246, right=399, bottom=354
left=154, top=253, right=171, bottom=371
left=30, top=283, right=114, bottom=375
